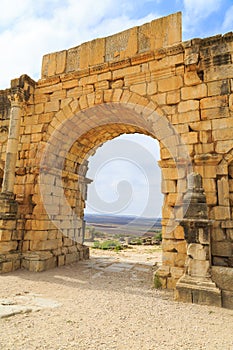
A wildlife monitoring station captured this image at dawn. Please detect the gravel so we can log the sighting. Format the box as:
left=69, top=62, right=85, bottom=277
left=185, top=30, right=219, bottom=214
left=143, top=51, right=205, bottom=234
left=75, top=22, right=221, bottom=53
left=0, top=246, right=232, bottom=350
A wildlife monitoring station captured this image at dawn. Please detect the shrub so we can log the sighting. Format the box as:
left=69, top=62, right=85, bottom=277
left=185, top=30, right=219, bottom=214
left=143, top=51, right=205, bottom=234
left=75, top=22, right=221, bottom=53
left=93, top=240, right=123, bottom=251
left=154, top=232, right=162, bottom=242
left=153, top=274, right=162, bottom=289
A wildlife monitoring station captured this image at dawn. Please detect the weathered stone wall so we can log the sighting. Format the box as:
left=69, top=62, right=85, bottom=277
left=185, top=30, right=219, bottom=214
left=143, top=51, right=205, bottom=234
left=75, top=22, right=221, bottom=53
left=0, top=12, right=232, bottom=307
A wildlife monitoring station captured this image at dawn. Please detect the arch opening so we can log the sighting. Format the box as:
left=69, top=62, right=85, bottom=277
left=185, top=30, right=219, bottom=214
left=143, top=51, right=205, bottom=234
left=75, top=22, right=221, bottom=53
left=83, top=133, right=163, bottom=245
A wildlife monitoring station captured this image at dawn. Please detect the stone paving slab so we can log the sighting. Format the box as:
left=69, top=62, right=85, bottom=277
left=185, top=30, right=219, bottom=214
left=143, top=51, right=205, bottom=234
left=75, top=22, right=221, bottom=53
left=0, top=294, right=61, bottom=319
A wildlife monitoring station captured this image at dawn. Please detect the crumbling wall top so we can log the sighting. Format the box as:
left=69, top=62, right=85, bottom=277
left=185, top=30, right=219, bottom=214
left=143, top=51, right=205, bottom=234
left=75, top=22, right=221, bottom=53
left=41, top=12, right=182, bottom=78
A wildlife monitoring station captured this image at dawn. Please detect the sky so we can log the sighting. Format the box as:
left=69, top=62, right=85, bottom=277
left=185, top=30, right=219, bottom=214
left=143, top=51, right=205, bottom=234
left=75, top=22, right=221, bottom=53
left=0, top=0, right=232, bottom=89
left=1, top=0, right=232, bottom=218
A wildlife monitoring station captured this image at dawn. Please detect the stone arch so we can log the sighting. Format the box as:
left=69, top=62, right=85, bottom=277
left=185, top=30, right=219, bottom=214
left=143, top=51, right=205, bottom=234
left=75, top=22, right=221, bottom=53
left=34, top=93, right=193, bottom=286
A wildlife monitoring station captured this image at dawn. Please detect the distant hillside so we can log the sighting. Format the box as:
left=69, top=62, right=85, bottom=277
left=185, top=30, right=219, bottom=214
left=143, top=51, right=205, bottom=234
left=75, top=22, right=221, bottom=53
left=84, top=213, right=162, bottom=232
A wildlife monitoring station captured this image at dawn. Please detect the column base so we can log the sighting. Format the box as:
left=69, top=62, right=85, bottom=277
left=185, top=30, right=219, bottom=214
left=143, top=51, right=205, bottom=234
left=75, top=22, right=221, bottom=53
left=175, top=275, right=222, bottom=307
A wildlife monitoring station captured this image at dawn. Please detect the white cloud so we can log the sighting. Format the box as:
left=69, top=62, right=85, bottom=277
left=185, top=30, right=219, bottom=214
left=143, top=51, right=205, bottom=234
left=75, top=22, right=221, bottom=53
left=86, top=134, right=162, bottom=217
left=222, top=5, right=233, bottom=32
left=183, top=0, right=223, bottom=37
left=0, top=0, right=32, bottom=27
left=183, top=0, right=222, bottom=20
left=0, top=0, right=159, bottom=88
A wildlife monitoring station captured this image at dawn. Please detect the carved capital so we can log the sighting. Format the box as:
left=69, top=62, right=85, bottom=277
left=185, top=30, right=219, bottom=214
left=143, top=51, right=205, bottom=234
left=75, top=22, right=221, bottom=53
left=8, top=88, right=25, bottom=106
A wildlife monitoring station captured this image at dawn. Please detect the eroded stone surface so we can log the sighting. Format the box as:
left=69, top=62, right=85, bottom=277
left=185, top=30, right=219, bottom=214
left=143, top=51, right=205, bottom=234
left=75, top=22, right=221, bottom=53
left=0, top=12, right=232, bottom=308
left=0, top=293, right=60, bottom=318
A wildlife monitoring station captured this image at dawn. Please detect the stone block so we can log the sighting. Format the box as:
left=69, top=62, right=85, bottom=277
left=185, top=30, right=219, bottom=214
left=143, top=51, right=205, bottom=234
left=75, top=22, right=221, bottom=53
left=161, top=179, right=177, bottom=193
left=29, top=256, right=57, bottom=272
left=158, top=76, right=183, bottom=92
left=167, top=276, right=177, bottom=289
left=170, top=266, right=184, bottom=279
left=162, top=251, right=177, bottom=266
left=217, top=177, right=230, bottom=206
left=229, top=94, right=233, bottom=111
left=65, top=252, right=79, bottom=265
left=81, top=39, right=105, bottom=69
left=212, top=228, right=226, bottom=242
left=0, top=230, right=12, bottom=241
left=30, top=239, right=60, bottom=251
left=178, top=100, right=199, bottom=113
left=203, top=178, right=216, bottom=193
left=0, top=241, right=18, bottom=253
left=45, top=101, right=59, bottom=113
left=0, top=261, right=13, bottom=273
left=174, top=226, right=185, bottom=240
left=151, top=92, right=166, bottom=105
left=207, top=80, right=231, bottom=96
left=206, top=65, right=233, bottom=82
left=194, top=165, right=216, bottom=178
left=167, top=90, right=180, bottom=104
left=212, top=241, right=232, bottom=257
left=147, top=81, right=157, bottom=95
left=184, top=71, right=202, bottom=86
left=95, top=81, right=109, bottom=91
left=222, top=290, right=233, bottom=309
left=47, top=53, right=57, bottom=77
left=24, top=230, right=48, bottom=241
left=200, top=95, right=228, bottom=109
left=191, top=289, right=221, bottom=307
left=213, top=128, right=233, bottom=141
left=211, top=206, right=231, bottom=220
left=226, top=229, right=233, bottom=241
left=0, top=219, right=17, bottom=230
left=189, top=120, right=211, bottom=131
left=181, top=131, right=198, bottom=145
left=130, top=83, right=147, bottom=95
left=12, top=230, right=23, bottom=240
left=188, top=260, right=210, bottom=277
left=156, top=265, right=170, bottom=277
left=187, top=244, right=209, bottom=260
left=201, top=107, right=229, bottom=121
left=58, top=255, right=65, bottom=266
left=174, top=110, right=200, bottom=124
left=162, top=167, right=184, bottom=180
left=112, top=65, right=140, bottom=80
left=56, top=50, right=67, bottom=75
left=63, top=238, right=73, bottom=247
left=181, top=84, right=207, bottom=100
left=211, top=266, right=233, bottom=292
left=174, top=287, right=193, bottom=303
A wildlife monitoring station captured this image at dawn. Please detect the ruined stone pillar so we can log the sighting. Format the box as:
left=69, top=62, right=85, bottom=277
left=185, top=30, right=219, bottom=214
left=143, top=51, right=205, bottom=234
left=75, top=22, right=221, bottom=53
left=0, top=92, right=23, bottom=273
left=175, top=172, right=222, bottom=307
left=1, top=93, right=22, bottom=196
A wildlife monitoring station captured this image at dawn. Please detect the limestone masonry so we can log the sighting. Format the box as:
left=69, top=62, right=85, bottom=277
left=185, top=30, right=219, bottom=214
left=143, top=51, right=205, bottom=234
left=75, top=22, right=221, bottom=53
left=0, top=12, right=232, bottom=308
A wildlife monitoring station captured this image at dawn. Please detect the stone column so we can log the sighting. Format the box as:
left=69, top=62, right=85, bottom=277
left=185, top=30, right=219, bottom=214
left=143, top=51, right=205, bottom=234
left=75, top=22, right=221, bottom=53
left=0, top=92, right=23, bottom=273
left=2, top=93, right=22, bottom=195
left=0, top=92, right=23, bottom=217
left=175, top=173, right=222, bottom=307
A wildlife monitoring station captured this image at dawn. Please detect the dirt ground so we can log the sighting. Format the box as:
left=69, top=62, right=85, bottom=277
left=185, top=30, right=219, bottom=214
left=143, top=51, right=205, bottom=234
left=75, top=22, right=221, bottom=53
left=0, top=245, right=232, bottom=350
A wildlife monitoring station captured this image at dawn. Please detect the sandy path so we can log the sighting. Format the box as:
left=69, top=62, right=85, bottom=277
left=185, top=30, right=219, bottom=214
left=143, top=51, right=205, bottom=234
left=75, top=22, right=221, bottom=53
left=0, top=246, right=232, bottom=350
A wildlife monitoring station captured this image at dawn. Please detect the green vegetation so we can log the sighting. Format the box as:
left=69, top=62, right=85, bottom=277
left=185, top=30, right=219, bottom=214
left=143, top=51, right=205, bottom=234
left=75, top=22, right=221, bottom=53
left=154, top=231, right=162, bottom=242
left=129, top=237, right=142, bottom=245
left=93, top=240, right=123, bottom=252
left=153, top=273, right=162, bottom=289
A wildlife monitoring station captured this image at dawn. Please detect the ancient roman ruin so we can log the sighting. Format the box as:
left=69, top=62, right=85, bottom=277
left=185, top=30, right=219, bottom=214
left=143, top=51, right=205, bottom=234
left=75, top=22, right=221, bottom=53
left=0, top=12, right=232, bottom=308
